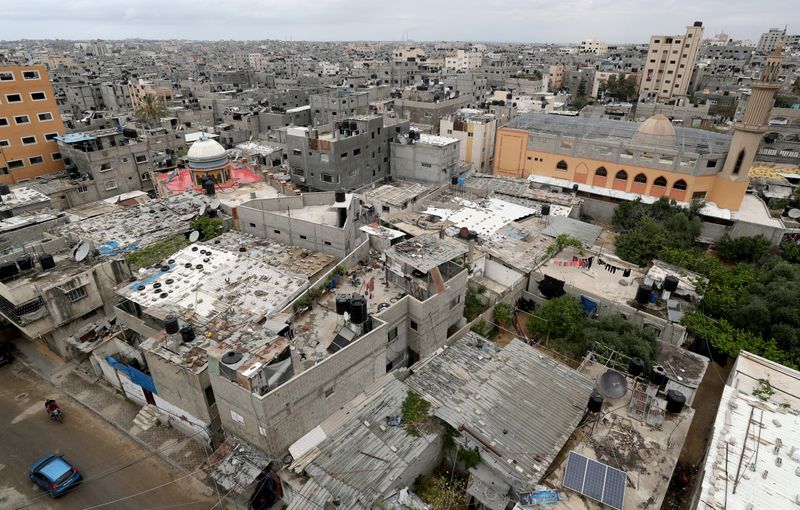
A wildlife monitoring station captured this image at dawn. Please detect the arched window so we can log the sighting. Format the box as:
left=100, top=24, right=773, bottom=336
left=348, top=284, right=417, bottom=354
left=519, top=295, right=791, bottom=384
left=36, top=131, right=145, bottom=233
left=654, top=176, right=668, bottom=187
left=556, top=160, right=568, bottom=171
left=732, top=150, right=745, bottom=175
left=615, top=170, right=628, bottom=180
left=633, top=173, right=647, bottom=184
left=595, top=167, right=607, bottom=177
left=673, top=179, right=687, bottom=190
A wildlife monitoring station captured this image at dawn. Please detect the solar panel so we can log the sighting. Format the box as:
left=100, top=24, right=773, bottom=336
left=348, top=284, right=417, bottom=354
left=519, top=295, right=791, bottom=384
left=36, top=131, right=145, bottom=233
left=562, top=451, right=626, bottom=510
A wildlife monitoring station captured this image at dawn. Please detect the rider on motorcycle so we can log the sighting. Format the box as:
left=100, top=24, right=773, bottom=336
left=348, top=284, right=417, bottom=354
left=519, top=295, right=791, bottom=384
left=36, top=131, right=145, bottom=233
left=45, top=399, right=59, bottom=414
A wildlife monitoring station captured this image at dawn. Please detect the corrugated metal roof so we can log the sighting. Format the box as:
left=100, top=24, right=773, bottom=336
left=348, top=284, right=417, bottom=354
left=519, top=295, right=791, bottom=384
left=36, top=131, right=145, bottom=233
left=541, top=215, right=603, bottom=246
left=407, top=334, right=594, bottom=486
left=293, top=378, right=438, bottom=509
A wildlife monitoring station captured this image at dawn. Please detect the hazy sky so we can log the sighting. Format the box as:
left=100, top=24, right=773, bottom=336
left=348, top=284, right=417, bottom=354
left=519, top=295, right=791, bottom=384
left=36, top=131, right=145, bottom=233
left=2, top=0, right=798, bottom=43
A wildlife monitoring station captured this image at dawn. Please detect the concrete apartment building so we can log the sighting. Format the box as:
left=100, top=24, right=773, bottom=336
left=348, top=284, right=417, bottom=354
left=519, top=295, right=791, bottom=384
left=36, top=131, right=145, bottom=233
left=392, top=46, right=426, bottom=63
left=440, top=109, right=497, bottom=173
left=639, top=21, right=704, bottom=99
left=393, top=94, right=472, bottom=134
left=0, top=65, right=66, bottom=184
left=309, top=89, right=369, bottom=125
left=129, top=78, right=173, bottom=108
left=444, top=49, right=483, bottom=71
left=390, top=133, right=460, bottom=184
left=286, top=115, right=409, bottom=191
left=579, top=38, right=608, bottom=55
left=756, top=27, right=788, bottom=54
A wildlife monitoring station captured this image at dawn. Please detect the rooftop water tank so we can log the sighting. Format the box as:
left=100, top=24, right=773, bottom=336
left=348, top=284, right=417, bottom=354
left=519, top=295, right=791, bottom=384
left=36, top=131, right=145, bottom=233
left=164, top=315, right=180, bottom=335
left=39, top=254, right=56, bottom=271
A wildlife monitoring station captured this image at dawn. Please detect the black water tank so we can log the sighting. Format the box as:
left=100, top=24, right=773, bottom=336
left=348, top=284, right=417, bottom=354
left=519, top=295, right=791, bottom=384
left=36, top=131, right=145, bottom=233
left=204, top=179, right=215, bottom=196
left=334, top=190, right=346, bottom=203
left=17, top=255, right=34, bottom=271
left=587, top=392, right=604, bottom=412
left=541, top=204, right=550, bottom=216
left=649, top=365, right=667, bottom=387
left=628, top=357, right=644, bottom=377
left=164, top=315, right=180, bottom=335
left=663, top=275, right=679, bottom=293
left=350, top=295, right=367, bottom=324
left=572, top=184, right=579, bottom=193
left=451, top=176, right=459, bottom=186
left=0, top=184, right=11, bottom=195
left=335, top=294, right=351, bottom=315
left=221, top=351, right=243, bottom=365
left=0, top=262, right=19, bottom=279
left=180, top=325, right=196, bottom=342
left=666, top=390, right=686, bottom=413
left=635, top=284, right=652, bottom=305
left=39, top=253, right=56, bottom=270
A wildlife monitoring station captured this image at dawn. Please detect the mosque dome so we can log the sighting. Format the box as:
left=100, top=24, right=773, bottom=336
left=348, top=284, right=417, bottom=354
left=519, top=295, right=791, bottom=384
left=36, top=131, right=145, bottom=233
left=632, top=114, right=676, bottom=148
left=187, top=136, right=227, bottom=162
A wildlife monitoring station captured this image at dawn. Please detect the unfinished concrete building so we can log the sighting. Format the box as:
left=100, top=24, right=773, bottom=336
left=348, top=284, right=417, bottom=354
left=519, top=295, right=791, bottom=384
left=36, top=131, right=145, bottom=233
left=390, top=132, right=461, bottom=184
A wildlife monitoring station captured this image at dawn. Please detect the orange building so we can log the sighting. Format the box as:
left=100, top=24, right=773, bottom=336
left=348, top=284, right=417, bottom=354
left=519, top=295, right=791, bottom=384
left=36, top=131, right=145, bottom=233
left=0, top=65, right=65, bottom=184
left=493, top=50, right=785, bottom=212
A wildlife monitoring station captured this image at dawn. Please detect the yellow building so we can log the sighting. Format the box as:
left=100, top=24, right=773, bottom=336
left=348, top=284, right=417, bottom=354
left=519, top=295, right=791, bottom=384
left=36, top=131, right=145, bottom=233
left=0, top=65, right=65, bottom=184
left=493, top=49, right=785, bottom=212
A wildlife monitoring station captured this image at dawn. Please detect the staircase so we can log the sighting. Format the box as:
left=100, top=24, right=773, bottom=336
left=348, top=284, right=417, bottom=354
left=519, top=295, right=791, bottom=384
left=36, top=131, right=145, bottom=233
left=132, top=404, right=162, bottom=431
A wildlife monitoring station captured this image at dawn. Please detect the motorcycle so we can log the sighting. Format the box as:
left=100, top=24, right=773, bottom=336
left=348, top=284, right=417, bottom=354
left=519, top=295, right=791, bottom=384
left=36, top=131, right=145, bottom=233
left=45, top=400, right=63, bottom=424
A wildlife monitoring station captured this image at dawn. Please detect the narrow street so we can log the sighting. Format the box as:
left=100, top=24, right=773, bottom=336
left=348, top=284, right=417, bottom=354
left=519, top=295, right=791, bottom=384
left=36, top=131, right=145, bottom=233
left=0, top=359, right=219, bottom=510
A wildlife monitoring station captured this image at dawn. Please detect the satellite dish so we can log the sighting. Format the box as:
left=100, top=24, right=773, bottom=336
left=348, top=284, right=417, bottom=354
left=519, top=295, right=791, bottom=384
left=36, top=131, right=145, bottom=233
left=210, top=199, right=221, bottom=210
left=788, top=208, right=800, bottom=219
left=598, top=369, right=629, bottom=399
left=74, top=243, right=91, bottom=263
left=199, top=204, right=207, bottom=216
left=189, top=230, right=200, bottom=243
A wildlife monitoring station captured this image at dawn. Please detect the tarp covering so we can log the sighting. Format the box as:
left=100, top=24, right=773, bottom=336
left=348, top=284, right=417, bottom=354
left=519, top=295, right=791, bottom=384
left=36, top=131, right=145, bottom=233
left=106, top=355, right=157, bottom=394
left=580, top=295, right=598, bottom=313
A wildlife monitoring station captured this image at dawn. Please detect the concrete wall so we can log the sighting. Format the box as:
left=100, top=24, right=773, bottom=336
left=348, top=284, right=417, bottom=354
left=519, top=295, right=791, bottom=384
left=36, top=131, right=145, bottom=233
left=209, top=319, right=388, bottom=455
left=143, top=349, right=216, bottom=425
left=390, top=139, right=459, bottom=184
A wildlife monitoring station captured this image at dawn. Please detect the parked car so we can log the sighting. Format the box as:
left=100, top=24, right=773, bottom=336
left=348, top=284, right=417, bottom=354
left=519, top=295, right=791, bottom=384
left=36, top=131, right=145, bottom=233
left=29, top=454, right=82, bottom=497
left=0, top=342, right=12, bottom=367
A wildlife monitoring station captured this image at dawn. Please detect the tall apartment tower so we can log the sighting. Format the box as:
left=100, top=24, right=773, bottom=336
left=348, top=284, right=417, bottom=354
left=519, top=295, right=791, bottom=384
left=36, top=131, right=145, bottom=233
left=0, top=65, right=65, bottom=184
left=639, top=22, right=704, bottom=100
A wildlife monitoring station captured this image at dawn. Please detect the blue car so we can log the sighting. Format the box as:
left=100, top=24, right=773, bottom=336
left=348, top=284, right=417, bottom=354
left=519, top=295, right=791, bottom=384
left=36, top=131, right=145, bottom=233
left=29, top=454, right=82, bottom=497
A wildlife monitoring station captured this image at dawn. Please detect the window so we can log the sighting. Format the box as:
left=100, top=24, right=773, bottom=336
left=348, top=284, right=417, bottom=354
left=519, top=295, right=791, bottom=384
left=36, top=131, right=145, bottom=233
left=37, top=112, right=53, bottom=121
left=449, top=295, right=461, bottom=309
left=51, top=152, right=62, bottom=160
left=29, top=156, right=44, bottom=165
left=0, top=140, right=8, bottom=148
left=5, top=94, right=22, bottom=103
left=22, top=70, right=40, bottom=80
left=30, top=91, right=46, bottom=101
left=706, top=159, right=717, bottom=168
left=615, top=170, right=628, bottom=180
left=556, top=160, right=568, bottom=171
left=673, top=179, right=687, bottom=190
left=135, top=155, right=147, bottom=164
left=320, top=153, right=329, bottom=163
left=44, top=132, right=58, bottom=141
left=99, top=163, right=112, bottom=172
left=421, top=162, right=432, bottom=168
left=388, top=327, right=398, bottom=341
left=654, top=176, right=667, bottom=187
left=353, top=148, right=361, bottom=156
left=65, top=286, right=88, bottom=302
left=77, top=185, right=88, bottom=193
left=0, top=72, right=13, bottom=81
left=594, top=166, right=607, bottom=177
left=340, top=152, right=347, bottom=159
left=410, top=320, right=418, bottom=331
left=324, top=387, right=335, bottom=398
left=0, top=118, right=8, bottom=126
left=105, top=179, right=118, bottom=190
left=14, top=115, right=30, bottom=125
left=348, top=168, right=358, bottom=176
left=732, top=150, right=745, bottom=175
left=633, top=173, right=647, bottom=184
left=324, top=240, right=331, bottom=246
left=299, top=234, right=307, bottom=240
left=273, top=229, right=281, bottom=234
left=21, top=135, right=36, bottom=145
left=292, top=148, right=302, bottom=155
left=692, top=191, right=707, bottom=200
left=321, top=173, right=338, bottom=183
left=8, top=160, right=24, bottom=169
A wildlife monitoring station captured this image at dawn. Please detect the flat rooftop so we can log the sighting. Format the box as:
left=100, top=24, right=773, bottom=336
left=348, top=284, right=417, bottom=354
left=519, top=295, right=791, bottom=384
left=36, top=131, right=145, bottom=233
left=385, top=234, right=467, bottom=273
left=273, top=193, right=353, bottom=227
left=56, top=195, right=207, bottom=255
left=235, top=141, right=282, bottom=156
left=538, top=250, right=642, bottom=305
left=361, top=181, right=435, bottom=207
left=418, top=133, right=459, bottom=146
left=463, top=174, right=580, bottom=209
left=0, top=186, right=50, bottom=212
left=547, top=358, right=695, bottom=510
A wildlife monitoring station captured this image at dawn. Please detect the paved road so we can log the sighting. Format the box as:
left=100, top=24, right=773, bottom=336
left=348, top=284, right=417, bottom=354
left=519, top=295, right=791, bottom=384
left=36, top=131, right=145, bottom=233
left=0, top=359, right=220, bottom=510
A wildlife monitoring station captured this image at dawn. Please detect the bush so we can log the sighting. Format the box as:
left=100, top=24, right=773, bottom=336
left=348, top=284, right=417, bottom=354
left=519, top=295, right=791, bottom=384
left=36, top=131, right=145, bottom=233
left=526, top=295, right=585, bottom=342
left=190, top=216, right=224, bottom=240
left=470, top=319, right=495, bottom=339
left=401, top=390, right=431, bottom=437
left=493, top=302, right=514, bottom=327
left=464, top=285, right=488, bottom=321
left=125, top=235, right=189, bottom=269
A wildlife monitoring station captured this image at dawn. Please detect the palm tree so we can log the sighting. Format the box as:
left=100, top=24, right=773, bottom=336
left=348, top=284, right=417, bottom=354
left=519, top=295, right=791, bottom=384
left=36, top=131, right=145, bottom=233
left=134, top=93, right=168, bottom=127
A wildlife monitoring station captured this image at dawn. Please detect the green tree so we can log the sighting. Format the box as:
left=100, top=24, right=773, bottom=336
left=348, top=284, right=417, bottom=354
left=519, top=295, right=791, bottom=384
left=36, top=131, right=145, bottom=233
left=576, top=79, right=587, bottom=98
left=714, top=234, right=771, bottom=263
left=780, top=241, right=800, bottom=264
left=493, top=302, right=514, bottom=327
left=190, top=216, right=224, bottom=240
left=134, top=93, right=168, bottom=127
left=527, top=295, right=585, bottom=342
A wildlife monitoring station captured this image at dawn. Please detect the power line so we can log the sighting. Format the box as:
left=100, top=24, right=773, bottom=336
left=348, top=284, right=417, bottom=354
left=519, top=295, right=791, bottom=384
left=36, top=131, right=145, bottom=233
left=78, top=467, right=207, bottom=510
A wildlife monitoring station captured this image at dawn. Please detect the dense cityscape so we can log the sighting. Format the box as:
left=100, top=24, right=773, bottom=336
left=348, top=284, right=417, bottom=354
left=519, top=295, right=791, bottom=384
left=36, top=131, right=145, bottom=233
left=1, top=7, right=800, bottom=510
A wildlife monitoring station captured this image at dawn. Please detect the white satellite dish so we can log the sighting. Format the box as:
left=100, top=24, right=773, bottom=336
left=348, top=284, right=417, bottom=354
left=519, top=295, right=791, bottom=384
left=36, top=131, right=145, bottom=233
left=199, top=204, right=207, bottom=216
left=210, top=199, right=221, bottom=210
left=74, top=242, right=91, bottom=263
left=788, top=208, right=800, bottom=219
left=189, top=230, right=200, bottom=243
